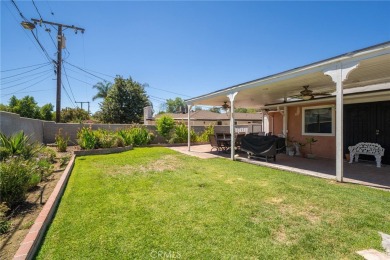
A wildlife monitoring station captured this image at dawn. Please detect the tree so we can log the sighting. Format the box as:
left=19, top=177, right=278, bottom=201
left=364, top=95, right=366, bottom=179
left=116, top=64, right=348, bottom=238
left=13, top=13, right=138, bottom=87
left=1, top=95, right=55, bottom=120
left=234, top=108, right=259, bottom=113
left=209, top=107, right=221, bottom=113
left=92, top=81, right=112, bottom=101
left=99, top=76, right=151, bottom=124
left=163, top=97, right=186, bottom=113
left=40, top=103, right=54, bottom=121
left=60, top=107, right=90, bottom=123
left=9, top=96, right=40, bottom=119
left=156, top=115, right=175, bottom=141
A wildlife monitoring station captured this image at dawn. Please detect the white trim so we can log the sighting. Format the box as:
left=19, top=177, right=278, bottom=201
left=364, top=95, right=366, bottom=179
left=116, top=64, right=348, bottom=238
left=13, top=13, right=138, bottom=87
left=186, top=44, right=390, bottom=104
left=301, top=105, right=335, bottom=136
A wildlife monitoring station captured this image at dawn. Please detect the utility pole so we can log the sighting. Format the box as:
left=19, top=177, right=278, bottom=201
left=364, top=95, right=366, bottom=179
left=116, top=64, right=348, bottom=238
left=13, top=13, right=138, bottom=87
left=31, top=19, right=85, bottom=122
left=75, top=101, right=90, bottom=115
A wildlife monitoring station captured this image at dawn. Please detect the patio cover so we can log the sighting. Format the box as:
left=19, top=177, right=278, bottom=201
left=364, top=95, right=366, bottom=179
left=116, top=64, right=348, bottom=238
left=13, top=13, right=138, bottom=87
left=185, top=41, right=390, bottom=182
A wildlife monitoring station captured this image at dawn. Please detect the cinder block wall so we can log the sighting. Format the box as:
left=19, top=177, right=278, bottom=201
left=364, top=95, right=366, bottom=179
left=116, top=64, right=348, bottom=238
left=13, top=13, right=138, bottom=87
left=0, top=111, right=215, bottom=144
left=0, top=111, right=45, bottom=143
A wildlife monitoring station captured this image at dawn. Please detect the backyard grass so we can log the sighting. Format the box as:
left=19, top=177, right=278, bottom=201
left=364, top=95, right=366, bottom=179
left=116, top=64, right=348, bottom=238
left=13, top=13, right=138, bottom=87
left=36, top=147, right=390, bottom=259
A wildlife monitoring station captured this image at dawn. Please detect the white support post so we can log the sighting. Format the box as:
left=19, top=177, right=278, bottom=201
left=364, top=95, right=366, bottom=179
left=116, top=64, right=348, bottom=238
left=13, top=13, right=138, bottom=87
left=324, top=62, right=359, bottom=182
left=187, top=104, right=193, bottom=151
left=228, top=92, right=238, bottom=160
left=283, top=106, right=288, bottom=137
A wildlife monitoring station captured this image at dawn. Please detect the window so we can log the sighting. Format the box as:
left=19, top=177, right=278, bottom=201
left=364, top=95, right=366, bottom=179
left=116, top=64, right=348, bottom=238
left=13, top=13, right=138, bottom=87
left=302, top=105, right=334, bottom=136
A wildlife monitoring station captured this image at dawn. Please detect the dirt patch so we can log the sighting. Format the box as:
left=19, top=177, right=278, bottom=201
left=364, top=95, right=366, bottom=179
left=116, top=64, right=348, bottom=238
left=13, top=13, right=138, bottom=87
left=0, top=146, right=76, bottom=260
left=111, top=155, right=182, bottom=175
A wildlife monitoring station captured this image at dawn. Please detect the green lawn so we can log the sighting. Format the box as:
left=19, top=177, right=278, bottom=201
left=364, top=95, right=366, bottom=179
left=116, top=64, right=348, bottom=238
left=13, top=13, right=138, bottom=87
left=36, top=147, right=390, bottom=259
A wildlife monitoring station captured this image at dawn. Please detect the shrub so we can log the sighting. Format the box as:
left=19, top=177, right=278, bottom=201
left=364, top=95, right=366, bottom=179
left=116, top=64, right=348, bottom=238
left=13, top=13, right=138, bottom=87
left=156, top=115, right=175, bottom=142
left=55, top=128, right=69, bottom=152
left=0, top=203, right=10, bottom=234
left=0, top=147, right=10, bottom=161
left=98, top=133, right=117, bottom=148
left=0, top=131, right=36, bottom=159
left=118, top=125, right=152, bottom=146
left=197, top=124, right=215, bottom=142
left=77, top=127, right=97, bottom=150
left=38, top=146, right=56, bottom=164
left=0, top=157, right=34, bottom=208
left=170, top=122, right=197, bottom=143
left=114, top=135, right=125, bottom=147
left=33, top=158, right=53, bottom=182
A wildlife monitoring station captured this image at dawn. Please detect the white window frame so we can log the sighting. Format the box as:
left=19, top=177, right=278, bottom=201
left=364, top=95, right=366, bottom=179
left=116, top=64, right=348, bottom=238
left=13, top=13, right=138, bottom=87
left=302, top=105, right=335, bottom=136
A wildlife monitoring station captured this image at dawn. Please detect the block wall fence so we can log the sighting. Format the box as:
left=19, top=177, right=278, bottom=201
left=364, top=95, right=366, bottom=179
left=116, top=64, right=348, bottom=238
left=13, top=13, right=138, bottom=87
left=0, top=111, right=211, bottom=144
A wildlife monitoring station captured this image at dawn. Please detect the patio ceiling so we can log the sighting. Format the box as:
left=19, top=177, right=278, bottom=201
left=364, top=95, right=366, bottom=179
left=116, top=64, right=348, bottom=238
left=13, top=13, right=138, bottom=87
left=186, top=42, right=390, bottom=109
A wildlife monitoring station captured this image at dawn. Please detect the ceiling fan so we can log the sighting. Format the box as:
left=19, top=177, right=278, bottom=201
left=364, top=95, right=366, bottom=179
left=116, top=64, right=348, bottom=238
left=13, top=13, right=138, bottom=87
left=221, top=101, right=230, bottom=110
left=290, top=85, right=332, bottom=100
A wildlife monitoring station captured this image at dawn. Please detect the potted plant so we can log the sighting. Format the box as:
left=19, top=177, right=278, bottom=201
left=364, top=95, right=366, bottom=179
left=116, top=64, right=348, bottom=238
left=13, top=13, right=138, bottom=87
left=286, top=136, right=296, bottom=156
left=293, top=141, right=305, bottom=157
left=305, top=137, right=318, bottom=159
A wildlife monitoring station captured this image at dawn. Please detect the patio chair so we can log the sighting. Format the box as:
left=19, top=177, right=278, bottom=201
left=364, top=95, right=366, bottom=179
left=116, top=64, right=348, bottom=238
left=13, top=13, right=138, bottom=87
left=209, top=134, right=221, bottom=152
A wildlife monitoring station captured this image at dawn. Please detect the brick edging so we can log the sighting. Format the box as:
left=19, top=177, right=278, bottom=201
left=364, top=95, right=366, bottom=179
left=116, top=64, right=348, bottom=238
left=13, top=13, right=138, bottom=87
left=73, top=145, right=133, bottom=156
left=13, top=155, right=76, bottom=260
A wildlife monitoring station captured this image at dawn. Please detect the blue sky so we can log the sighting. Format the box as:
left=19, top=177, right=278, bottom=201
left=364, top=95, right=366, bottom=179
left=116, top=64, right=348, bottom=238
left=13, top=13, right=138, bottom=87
left=1, top=1, right=389, bottom=114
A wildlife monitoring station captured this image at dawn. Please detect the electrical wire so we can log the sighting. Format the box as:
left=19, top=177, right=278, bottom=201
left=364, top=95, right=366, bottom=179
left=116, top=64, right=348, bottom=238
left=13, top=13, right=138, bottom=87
left=61, top=82, right=76, bottom=108
left=0, top=63, right=52, bottom=80
left=5, top=3, right=50, bottom=62
left=1, top=68, right=53, bottom=85
left=1, top=73, right=53, bottom=97
left=31, top=0, right=57, bottom=48
left=63, top=61, right=109, bottom=82
left=10, top=0, right=54, bottom=64
left=62, top=62, right=77, bottom=103
left=6, top=88, right=54, bottom=95
left=1, top=69, right=53, bottom=90
left=0, top=62, right=51, bottom=72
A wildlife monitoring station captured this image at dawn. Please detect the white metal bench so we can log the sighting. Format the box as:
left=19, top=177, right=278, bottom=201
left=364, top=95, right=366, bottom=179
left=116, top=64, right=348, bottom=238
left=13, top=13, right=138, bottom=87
left=348, top=142, right=385, bottom=168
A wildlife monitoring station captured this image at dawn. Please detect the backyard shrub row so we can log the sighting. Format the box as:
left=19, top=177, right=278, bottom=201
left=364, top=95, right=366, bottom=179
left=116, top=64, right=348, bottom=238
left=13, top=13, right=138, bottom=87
left=77, top=125, right=154, bottom=150
left=156, top=115, right=214, bottom=144
left=76, top=120, right=215, bottom=150
left=0, top=131, right=55, bottom=234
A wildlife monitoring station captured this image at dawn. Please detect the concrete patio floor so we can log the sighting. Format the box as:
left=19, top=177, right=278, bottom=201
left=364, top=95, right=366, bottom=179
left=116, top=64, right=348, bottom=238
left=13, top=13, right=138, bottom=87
left=169, top=144, right=390, bottom=190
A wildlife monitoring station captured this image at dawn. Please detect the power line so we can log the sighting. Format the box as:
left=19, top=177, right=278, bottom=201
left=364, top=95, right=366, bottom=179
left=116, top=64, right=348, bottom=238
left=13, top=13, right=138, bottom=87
left=62, top=63, right=77, bottom=103
left=1, top=74, right=53, bottom=97
left=1, top=70, right=53, bottom=90
left=31, top=0, right=57, bottom=49
left=0, top=62, right=51, bottom=72
left=63, top=61, right=108, bottom=82
left=4, top=3, right=50, bottom=63
left=144, top=84, right=191, bottom=98
left=10, top=0, right=28, bottom=21
left=0, top=63, right=52, bottom=80
left=1, top=68, right=53, bottom=85
left=61, top=82, right=76, bottom=108
left=10, top=0, right=54, bottom=64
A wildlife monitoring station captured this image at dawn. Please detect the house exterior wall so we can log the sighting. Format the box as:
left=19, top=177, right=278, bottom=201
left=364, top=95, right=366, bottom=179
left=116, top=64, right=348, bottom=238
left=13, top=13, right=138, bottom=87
left=271, top=113, right=284, bottom=136
left=286, top=103, right=336, bottom=159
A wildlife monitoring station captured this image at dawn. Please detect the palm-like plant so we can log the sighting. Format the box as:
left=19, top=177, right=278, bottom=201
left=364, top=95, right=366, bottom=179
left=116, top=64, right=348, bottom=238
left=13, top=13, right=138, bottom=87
left=92, top=81, right=112, bottom=101
left=0, top=131, right=39, bottom=159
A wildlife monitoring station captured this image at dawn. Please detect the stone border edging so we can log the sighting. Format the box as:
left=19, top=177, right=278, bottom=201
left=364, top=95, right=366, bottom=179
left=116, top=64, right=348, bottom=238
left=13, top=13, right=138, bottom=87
left=73, top=145, right=133, bottom=156
left=13, top=155, right=76, bottom=260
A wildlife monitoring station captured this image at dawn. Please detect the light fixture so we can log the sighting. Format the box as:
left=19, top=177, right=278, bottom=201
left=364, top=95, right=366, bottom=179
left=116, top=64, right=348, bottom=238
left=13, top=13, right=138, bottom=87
left=21, top=21, right=35, bottom=30
left=302, top=95, right=313, bottom=100
left=221, top=101, right=230, bottom=110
